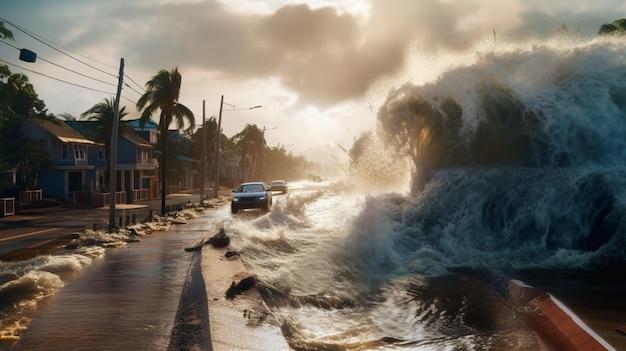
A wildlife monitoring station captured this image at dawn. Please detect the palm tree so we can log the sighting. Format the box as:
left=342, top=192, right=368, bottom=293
left=81, top=98, right=129, bottom=192
left=136, top=67, right=194, bottom=215
left=58, top=112, right=77, bottom=121
left=232, top=124, right=266, bottom=179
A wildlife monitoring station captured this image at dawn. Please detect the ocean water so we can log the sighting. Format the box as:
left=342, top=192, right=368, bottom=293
left=230, top=37, right=626, bottom=350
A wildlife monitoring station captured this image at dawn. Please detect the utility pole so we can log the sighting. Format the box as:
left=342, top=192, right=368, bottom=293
left=200, top=100, right=206, bottom=202
left=214, top=95, right=224, bottom=198
left=257, top=126, right=266, bottom=179
left=108, top=58, right=124, bottom=232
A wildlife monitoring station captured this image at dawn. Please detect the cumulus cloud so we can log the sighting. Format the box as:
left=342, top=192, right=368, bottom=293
left=55, top=0, right=528, bottom=104
left=7, top=0, right=621, bottom=105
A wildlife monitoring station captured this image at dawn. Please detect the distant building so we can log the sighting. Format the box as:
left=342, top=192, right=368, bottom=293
left=219, top=150, right=254, bottom=187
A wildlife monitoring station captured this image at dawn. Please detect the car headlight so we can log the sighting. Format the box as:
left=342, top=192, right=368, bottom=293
left=259, top=196, right=266, bottom=200
left=233, top=197, right=240, bottom=202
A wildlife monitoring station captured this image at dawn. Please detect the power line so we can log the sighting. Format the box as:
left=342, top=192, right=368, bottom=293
left=1, top=18, right=119, bottom=72
left=1, top=17, right=119, bottom=79
left=0, top=57, right=136, bottom=104
left=121, top=95, right=137, bottom=104
left=0, top=57, right=112, bottom=94
left=124, top=82, right=143, bottom=97
left=1, top=17, right=146, bottom=93
left=0, top=38, right=19, bottom=50
left=39, top=56, right=116, bottom=87
left=125, top=74, right=146, bottom=92
left=1, top=39, right=117, bottom=87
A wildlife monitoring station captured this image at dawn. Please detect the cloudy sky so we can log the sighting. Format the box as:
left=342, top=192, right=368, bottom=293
left=1, top=0, right=624, bottom=158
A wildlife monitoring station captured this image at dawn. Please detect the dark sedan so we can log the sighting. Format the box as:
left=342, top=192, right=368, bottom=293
left=231, top=182, right=273, bottom=213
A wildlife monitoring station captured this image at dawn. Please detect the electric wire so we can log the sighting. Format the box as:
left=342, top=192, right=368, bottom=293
left=0, top=57, right=136, bottom=104
left=0, top=39, right=117, bottom=87
left=1, top=17, right=119, bottom=79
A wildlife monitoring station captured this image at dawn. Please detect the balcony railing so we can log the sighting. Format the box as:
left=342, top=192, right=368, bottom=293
left=102, top=191, right=126, bottom=206
left=18, top=189, right=42, bottom=204
left=0, top=197, right=15, bottom=216
left=132, top=188, right=152, bottom=202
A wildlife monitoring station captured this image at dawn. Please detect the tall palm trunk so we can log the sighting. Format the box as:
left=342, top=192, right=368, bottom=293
left=160, top=115, right=167, bottom=215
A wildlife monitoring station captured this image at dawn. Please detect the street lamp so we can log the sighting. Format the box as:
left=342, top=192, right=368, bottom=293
left=213, top=96, right=262, bottom=197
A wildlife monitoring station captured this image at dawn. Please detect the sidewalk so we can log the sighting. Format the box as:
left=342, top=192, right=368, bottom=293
left=0, top=193, right=203, bottom=260
left=200, top=233, right=290, bottom=350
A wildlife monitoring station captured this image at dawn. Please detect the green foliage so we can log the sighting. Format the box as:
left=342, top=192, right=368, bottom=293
left=599, top=18, right=626, bottom=35
left=0, top=65, right=52, bottom=188
left=0, top=21, right=13, bottom=40
left=349, top=131, right=374, bottom=165
left=262, top=145, right=311, bottom=181
left=136, top=67, right=194, bottom=212
left=81, top=97, right=129, bottom=148
left=136, top=67, right=195, bottom=131
left=232, top=124, right=266, bottom=177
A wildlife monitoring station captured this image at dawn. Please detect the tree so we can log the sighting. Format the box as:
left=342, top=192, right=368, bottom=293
left=599, top=19, right=626, bottom=35
left=136, top=67, right=194, bottom=215
left=0, top=21, right=13, bottom=40
left=261, top=145, right=311, bottom=181
left=0, top=65, right=52, bottom=190
left=58, top=112, right=77, bottom=121
left=80, top=98, right=129, bottom=191
left=231, top=124, right=266, bottom=179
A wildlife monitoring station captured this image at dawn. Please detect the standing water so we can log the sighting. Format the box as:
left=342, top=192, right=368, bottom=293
left=2, top=207, right=228, bottom=350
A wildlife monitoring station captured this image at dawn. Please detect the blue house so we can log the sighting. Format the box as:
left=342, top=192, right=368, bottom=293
left=66, top=121, right=158, bottom=204
left=127, top=119, right=197, bottom=193
left=23, top=119, right=98, bottom=200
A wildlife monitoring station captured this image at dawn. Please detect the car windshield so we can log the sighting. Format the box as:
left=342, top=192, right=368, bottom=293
left=239, top=184, right=265, bottom=193
left=272, top=181, right=284, bottom=185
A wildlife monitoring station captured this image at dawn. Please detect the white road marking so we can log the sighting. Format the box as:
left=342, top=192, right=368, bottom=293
left=0, top=228, right=61, bottom=243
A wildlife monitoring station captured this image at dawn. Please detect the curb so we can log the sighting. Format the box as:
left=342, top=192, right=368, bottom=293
left=201, top=236, right=290, bottom=350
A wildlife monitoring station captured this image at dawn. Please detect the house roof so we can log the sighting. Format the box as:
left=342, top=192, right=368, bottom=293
left=66, top=120, right=151, bottom=147
left=122, top=130, right=152, bottom=147
left=32, top=119, right=96, bottom=145
left=127, top=119, right=158, bottom=130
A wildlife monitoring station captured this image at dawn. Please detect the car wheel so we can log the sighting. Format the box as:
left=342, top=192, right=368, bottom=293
left=231, top=204, right=239, bottom=214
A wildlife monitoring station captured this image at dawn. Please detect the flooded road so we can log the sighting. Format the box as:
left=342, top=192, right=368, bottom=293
left=3, top=179, right=624, bottom=350
left=9, top=207, right=228, bottom=351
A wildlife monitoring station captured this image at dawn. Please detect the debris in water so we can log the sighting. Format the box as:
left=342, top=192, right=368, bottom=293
left=226, top=272, right=257, bottom=299
left=184, top=239, right=206, bottom=252
left=224, top=250, right=239, bottom=259
left=208, top=228, right=230, bottom=248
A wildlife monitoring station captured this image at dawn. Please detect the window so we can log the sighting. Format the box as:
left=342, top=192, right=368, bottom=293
left=62, top=144, right=68, bottom=159
left=73, top=145, right=87, bottom=160
left=137, top=147, right=150, bottom=163
left=98, top=149, right=104, bottom=160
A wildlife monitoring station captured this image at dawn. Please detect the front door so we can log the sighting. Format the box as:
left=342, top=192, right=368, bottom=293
left=68, top=171, right=82, bottom=192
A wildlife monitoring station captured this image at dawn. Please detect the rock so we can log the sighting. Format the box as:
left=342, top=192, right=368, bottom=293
left=69, top=233, right=81, bottom=239
left=224, top=250, right=239, bottom=259
left=127, top=228, right=142, bottom=237
left=184, top=239, right=206, bottom=252
left=171, top=218, right=187, bottom=225
left=65, top=241, right=80, bottom=250
left=226, top=272, right=257, bottom=299
left=208, top=228, right=230, bottom=248
left=0, top=272, right=19, bottom=285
